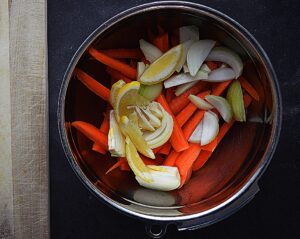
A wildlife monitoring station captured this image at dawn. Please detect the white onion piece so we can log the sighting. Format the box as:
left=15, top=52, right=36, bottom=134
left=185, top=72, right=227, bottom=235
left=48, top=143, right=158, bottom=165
left=183, top=63, right=189, bottom=73
left=201, top=63, right=211, bottom=73
left=141, top=108, right=161, bottom=128
left=188, top=94, right=214, bottom=110
left=164, top=73, right=196, bottom=88
left=136, top=166, right=180, bottom=191
left=108, top=110, right=125, bottom=157
left=135, top=107, right=155, bottom=131
left=175, top=81, right=197, bottom=96
left=179, top=25, right=199, bottom=43
left=189, top=120, right=203, bottom=143
left=139, top=39, right=162, bottom=63
left=137, top=61, right=146, bottom=79
left=205, top=68, right=235, bottom=82
left=205, top=95, right=233, bottom=122
left=201, top=111, right=219, bottom=146
left=176, top=40, right=194, bottom=72
left=206, top=46, right=243, bottom=78
left=187, top=40, right=216, bottom=76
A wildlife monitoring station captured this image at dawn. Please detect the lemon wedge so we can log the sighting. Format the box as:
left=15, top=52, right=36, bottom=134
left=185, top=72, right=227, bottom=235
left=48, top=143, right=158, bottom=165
left=139, top=44, right=183, bottom=85
left=114, top=81, right=149, bottom=121
left=125, top=137, right=153, bottom=183
left=109, top=80, right=125, bottom=107
left=120, top=116, right=155, bottom=159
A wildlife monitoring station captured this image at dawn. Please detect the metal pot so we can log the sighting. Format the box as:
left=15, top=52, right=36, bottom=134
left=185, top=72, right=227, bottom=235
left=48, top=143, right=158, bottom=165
left=58, top=1, right=282, bottom=238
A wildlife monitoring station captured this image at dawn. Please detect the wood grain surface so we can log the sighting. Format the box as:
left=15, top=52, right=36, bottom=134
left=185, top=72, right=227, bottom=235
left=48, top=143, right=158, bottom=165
left=0, top=0, right=48, bottom=238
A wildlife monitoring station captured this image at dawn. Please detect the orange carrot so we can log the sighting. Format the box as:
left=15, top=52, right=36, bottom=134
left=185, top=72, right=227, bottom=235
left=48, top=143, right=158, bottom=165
left=75, top=69, right=110, bottom=101
left=71, top=121, right=108, bottom=149
left=182, top=110, right=205, bottom=140
left=89, top=48, right=137, bottom=79
left=163, top=150, right=179, bottom=166
left=158, top=142, right=171, bottom=155
left=170, top=82, right=206, bottom=115
left=140, top=155, right=159, bottom=165
left=100, top=48, right=143, bottom=59
left=99, top=113, right=109, bottom=134
left=165, top=88, right=175, bottom=103
left=157, top=94, right=189, bottom=152
left=192, top=150, right=213, bottom=171
left=106, top=158, right=127, bottom=174
left=175, top=143, right=202, bottom=186
left=106, top=67, right=132, bottom=83
left=176, top=90, right=210, bottom=127
left=239, top=76, right=260, bottom=101
left=92, top=143, right=107, bottom=155
left=206, top=61, right=221, bottom=70
left=120, top=161, right=130, bottom=171
left=212, top=80, right=232, bottom=96
left=153, top=32, right=169, bottom=52
left=153, top=145, right=163, bottom=154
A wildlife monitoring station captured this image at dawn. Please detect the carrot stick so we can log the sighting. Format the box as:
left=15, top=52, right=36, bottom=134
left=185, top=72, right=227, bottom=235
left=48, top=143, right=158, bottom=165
left=92, top=143, right=107, bottom=154
left=239, top=76, right=260, bottom=101
left=175, top=143, right=202, bottom=186
left=176, top=90, right=210, bottom=127
left=212, top=80, right=232, bottom=96
left=153, top=32, right=169, bottom=52
left=157, top=94, right=189, bottom=152
left=163, top=150, right=179, bottom=166
left=206, top=61, right=221, bottom=70
left=192, top=150, right=213, bottom=171
left=106, top=67, right=132, bottom=83
left=140, top=155, right=159, bottom=165
left=182, top=110, right=205, bottom=140
left=99, top=113, right=109, bottom=134
left=71, top=121, right=108, bottom=149
left=158, top=142, right=171, bottom=155
left=100, top=48, right=143, bottom=59
left=75, top=69, right=110, bottom=101
left=89, top=48, right=137, bottom=79
left=165, top=88, right=175, bottom=103
left=120, top=161, right=130, bottom=171
left=170, top=82, right=206, bottom=115
left=106, top=158, right=127, bottom=174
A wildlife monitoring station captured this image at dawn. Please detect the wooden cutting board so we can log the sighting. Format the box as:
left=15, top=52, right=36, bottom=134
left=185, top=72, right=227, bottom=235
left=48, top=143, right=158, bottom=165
left=0, top=1, right=48, bottom=238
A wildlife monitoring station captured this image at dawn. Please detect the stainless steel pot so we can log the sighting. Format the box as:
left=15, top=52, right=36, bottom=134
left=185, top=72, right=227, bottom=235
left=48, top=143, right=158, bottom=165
left=58, top=1, right=282, bottom=238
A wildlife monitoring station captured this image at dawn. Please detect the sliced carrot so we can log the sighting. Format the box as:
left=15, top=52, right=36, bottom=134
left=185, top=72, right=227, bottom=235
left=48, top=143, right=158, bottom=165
left=153, top=145, right=163, bottom=154
left=206, top=61, right=221, bottom=70
left=182, top=110, right=205, bottom=140
left=106, top=67, right=132, bottom=83
left=99, top=112, right=109, bottom=134
left=170, top=82, right=207, bottom=115
left=163, top=150, right=179, bottom=167
left=158, top=142, right=171, bottom=155
left=157, top=94, right=189, bottom=152
left=165, top=88, right=175, bottom=103
left=239, top=76, right=260, bottom=101
left=212, top=80, right=232, bottom=96
left=71, top=121, right=108, bottom=150
left=106, top=158, right=127, bottom=174
left=140, top=155, right=159, bottom=165
left=100, top=48, right=143, bottom=59
left=120, top=161, right=130, bottom=171
left=89, top=48, right=137, bottom=79
left=92, top=143, right=107, bottom=155
left=192, top=150, right=213, bottom=171
left=176, top=90, right=210, bottom=127
left=75, top=69, right=110, bottom=101
left=175, top=143, right=202, bottom=186
left=153, top=32, right=169, bottom=52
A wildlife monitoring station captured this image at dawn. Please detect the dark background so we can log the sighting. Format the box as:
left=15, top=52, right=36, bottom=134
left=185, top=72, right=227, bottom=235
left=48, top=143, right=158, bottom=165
left=49, top=0, right=300, bottom=238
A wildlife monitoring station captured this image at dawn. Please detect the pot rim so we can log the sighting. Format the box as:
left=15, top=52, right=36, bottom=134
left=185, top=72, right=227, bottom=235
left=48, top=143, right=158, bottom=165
left=58, top=1, right=282, bottom=222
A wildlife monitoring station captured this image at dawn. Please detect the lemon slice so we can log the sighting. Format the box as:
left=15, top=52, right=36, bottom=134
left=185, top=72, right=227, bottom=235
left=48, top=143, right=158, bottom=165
left=125, top=137, right=153, bottom=183
left=120, top=116, right=155, bottom=159
left=139, top=44, right=183, bottom=85
left=114, top=81, right=149, bottom=121
left=109, top=80, right=125, bottom=106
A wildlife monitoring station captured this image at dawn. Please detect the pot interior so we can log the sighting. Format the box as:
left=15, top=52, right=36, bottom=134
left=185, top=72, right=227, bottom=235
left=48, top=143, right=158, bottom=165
left=62, top=7, right=277, bottom=218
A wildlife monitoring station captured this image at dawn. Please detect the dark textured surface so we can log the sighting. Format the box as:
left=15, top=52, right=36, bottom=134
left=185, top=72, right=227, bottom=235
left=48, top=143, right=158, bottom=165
left=48, top=1, right=300, bottom=238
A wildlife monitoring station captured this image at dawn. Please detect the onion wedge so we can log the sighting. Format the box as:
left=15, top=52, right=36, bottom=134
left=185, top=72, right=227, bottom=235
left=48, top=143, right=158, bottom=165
left=206, top=68, right=235, bottom=82
left=205, top=95, right=233, bottom=122
left=187, top=40, right=216, bottom=76
left=176, top=40, right=194, bottom=72
left=226, top=80, right=246, bottom=121
left=189, top=120, right=203, bottom=143
left=206, top=46, right=243, bottom=78
left=188, top=94, right=213, bottom=110
left=139, top=39, right=162, bottom=63
left=200, top=111, right=219, bottom=146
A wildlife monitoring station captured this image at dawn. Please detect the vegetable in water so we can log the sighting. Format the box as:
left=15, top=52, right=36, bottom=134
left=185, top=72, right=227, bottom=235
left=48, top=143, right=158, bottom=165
left=227, top=80, right=246, bottom=121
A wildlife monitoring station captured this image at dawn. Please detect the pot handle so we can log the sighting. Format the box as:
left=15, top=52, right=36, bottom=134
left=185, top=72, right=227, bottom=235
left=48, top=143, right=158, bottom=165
left=145, top=223, right=168, bottom=238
